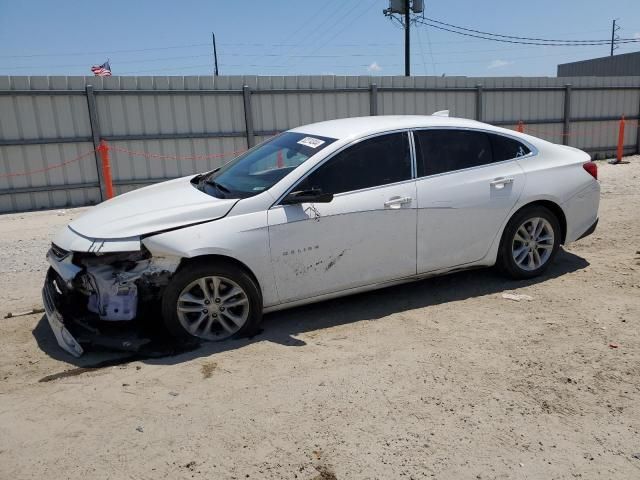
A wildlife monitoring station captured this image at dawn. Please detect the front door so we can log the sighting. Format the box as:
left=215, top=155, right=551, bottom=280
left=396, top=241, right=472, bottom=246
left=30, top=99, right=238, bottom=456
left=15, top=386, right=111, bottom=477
left=268, top=132, right=417, bottom=303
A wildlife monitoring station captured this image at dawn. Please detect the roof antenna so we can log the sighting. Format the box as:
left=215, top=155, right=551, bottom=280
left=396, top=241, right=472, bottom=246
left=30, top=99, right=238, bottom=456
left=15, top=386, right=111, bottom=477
left=432, top=110, right=449, bottom=117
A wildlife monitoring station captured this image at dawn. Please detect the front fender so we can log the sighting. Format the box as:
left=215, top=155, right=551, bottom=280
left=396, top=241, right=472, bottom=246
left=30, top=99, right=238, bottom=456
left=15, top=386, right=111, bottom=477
left=141, top=211, right=279, bottom=307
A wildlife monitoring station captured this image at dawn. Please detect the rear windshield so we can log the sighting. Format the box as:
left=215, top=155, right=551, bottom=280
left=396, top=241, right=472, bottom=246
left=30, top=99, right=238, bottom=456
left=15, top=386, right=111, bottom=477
left=196, top=132, right=337, bottom=199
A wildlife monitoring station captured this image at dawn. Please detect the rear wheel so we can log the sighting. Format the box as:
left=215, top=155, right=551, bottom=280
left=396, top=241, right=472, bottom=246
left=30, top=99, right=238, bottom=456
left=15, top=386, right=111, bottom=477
left=497, top=206, right=561, bottom=279
left=161, top=260, right=262, bottom=341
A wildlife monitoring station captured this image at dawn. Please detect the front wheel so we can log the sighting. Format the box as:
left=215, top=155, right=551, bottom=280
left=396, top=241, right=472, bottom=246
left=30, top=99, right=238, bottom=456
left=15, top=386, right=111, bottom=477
left=497, top=206, right=561, bottom=279
left=161, top=260, right=263, bottom=341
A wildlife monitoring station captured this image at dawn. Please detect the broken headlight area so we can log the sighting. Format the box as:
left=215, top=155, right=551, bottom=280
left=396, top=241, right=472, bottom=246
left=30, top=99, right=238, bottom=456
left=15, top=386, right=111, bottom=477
left=73, top=248, right=155, bottom=322
left=44, top=244, right=182, bottom=356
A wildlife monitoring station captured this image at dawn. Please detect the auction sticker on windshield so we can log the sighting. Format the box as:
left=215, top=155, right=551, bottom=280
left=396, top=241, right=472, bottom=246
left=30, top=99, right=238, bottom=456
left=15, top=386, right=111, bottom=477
left=297, top=137, right=325, bottom=149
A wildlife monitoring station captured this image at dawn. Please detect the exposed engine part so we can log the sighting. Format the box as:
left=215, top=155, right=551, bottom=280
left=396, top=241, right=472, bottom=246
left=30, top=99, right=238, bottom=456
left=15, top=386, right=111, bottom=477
left=66, top=250, right=181, bottom=322
left=84, top=264, right=140, bottom=321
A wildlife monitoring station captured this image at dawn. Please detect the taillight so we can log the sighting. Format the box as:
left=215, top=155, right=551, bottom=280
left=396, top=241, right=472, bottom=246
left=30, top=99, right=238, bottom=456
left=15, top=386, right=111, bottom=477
left=583, top=161, right=598, bottom=180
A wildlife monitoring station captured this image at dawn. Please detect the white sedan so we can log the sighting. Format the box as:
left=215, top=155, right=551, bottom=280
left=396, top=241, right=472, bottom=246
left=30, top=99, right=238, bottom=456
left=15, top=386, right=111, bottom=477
left=44, top=115, right=600, bottom=356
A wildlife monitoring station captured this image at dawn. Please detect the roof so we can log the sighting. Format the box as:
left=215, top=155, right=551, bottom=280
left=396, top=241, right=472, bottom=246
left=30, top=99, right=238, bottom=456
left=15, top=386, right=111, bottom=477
left=290, top=115, right=500, bottom=141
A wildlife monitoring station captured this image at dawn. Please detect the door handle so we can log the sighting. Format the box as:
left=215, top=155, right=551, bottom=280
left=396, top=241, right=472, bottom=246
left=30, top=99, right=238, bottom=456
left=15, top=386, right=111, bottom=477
left=384, top=196, right=412, bottom=209
left=490, top=177, right=514, bottom=188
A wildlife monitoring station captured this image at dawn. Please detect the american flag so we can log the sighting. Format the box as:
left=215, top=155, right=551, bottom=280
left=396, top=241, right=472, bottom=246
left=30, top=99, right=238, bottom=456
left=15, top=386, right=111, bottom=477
left=91, top=61, right=112, bottom=77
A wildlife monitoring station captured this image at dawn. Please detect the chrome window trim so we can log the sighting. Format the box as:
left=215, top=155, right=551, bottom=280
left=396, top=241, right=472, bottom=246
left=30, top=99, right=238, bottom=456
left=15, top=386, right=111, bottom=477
left=411, top=126, right=539, bottom=180
left=412, top=156, right=522, bottom=181
left=271, top=129, right=415, bottom=208
left=408, top=130, right=417, bottom=179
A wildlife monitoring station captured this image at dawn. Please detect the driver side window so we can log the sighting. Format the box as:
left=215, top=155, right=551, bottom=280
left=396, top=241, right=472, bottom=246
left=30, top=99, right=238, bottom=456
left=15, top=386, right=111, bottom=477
left=295, top=132, right=411, bottom=195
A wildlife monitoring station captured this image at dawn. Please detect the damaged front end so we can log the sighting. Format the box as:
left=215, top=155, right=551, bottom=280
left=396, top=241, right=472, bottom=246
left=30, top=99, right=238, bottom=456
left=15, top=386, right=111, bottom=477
left=43, top=243, right=180, bottom=357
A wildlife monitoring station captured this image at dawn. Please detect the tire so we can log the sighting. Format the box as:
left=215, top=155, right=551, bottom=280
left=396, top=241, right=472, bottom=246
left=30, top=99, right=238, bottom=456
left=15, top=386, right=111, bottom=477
left=161, top=260, right=263, bottom=341
left=497, top=205, right=561, bottom=279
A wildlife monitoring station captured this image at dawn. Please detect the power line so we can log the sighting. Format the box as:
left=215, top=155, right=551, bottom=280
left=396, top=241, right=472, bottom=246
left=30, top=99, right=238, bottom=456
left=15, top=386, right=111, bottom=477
left=0, top=42, right=412, bottom=59
left=280, top=0, right=367, bottom=70
left=2, top=41, right=623, bottom=75
left=0, top=24, right=622, bottom=61
left=76, top=49, right=608, bottom=75
left=424, top=16, right=639, bottom=43
left=415, top=24, right=430, bottom=75
left=8, top=48, right=594, bottom=76
left=2, top=54, right=212, bottom=69
left=11, top=50, right=465, bottom=70
left=415, top=19, right=640, bottom=46
left=0, top=43, right=211, bottom=59
left=0, top=45, right=616, bottom=74
left=288, top=0, right=379, bottom=71
left=421, top=17, right=438, bottom=75
left=272, top=0, right=344, bottom=53
left=274, top=0, right=355, bottom=68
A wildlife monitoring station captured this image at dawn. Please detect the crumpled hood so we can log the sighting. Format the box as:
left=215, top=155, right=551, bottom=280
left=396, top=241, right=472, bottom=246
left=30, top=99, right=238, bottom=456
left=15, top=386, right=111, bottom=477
left=70, top=175, right=238, bottom=239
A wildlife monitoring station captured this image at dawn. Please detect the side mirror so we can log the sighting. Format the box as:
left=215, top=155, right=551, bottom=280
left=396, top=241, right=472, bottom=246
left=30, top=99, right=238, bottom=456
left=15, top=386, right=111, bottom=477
left=281, top=188, right=333, bottom=205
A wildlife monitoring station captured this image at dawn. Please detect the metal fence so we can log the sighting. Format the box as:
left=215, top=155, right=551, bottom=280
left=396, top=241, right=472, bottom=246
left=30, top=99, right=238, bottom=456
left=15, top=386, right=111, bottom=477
left=1, top=75, right=640, bottom=213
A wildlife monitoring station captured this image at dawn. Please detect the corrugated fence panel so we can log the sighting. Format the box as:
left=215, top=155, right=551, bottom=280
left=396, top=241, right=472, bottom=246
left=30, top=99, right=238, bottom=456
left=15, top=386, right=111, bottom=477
left=1, top=75, right=639, bottom=213
left=92, top=75, right=247, bottom=188
left=0, top=76, right=100, bottom=212
left=378, top=76, right=476, bottom=118
left=251, top=75, right=370, bottom=134
left=522, top=123, right=566, bottom=145
left=108, top=135, right=248, bottom=197
left=569, top=77, right=640, bottom=152
left=484, top=78, right=565, bottom=124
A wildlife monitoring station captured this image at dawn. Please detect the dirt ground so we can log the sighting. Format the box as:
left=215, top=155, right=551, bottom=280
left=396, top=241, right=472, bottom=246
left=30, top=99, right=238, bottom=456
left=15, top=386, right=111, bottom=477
left=1, top=157, right=639, bottom=480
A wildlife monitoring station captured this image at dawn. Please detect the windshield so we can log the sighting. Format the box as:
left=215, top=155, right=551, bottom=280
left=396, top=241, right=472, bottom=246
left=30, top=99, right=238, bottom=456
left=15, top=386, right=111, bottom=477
left=196, top=132, right=337, bottom=199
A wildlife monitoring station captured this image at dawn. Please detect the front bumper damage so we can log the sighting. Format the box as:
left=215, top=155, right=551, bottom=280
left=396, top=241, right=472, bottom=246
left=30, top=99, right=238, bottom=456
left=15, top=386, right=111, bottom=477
left=42, top=244, right=180, bottom=357
left=42, top=268, right=84, bottom=357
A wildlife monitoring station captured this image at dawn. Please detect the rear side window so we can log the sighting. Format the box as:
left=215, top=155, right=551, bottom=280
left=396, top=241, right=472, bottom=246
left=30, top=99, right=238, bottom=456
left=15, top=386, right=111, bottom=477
left=296, top=132, right=411, bottom=195
left=490, top=133, right=531, bottom=161
left=414, top=129, right=492, bottom=177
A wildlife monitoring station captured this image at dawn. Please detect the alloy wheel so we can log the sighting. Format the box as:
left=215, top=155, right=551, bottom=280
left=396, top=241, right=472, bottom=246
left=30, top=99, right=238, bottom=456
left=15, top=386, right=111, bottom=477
left=176, top=275, right=250, bottom=340
left=511, top=217, right=555, bottom=271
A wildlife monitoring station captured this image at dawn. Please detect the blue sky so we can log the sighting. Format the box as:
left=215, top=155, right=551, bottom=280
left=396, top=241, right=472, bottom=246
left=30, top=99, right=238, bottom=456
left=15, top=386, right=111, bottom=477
left=0, top=0, right=639, bottom=77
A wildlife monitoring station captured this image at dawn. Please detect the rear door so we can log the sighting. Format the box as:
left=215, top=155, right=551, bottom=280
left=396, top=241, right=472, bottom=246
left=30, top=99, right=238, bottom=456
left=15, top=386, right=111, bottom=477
left=414, top=129, right=529, bottom=273
left=268, top=132, right=417, bottom=303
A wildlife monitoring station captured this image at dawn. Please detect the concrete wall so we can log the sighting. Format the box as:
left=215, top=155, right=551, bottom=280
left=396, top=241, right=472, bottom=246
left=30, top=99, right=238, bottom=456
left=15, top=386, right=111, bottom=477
left=1, top=75, right=640, bottom=213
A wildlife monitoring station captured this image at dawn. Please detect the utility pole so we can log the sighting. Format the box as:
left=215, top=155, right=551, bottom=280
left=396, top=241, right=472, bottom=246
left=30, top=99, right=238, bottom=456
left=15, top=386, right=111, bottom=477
left=212, top=32, right=219, bottom=76
left=404, top=0, right=410, bottom=76
left=610, top=19, right=620, bottom=56
left=610, top=20, right=615, bottom=56
left=384, top=1, right=422, bottom=76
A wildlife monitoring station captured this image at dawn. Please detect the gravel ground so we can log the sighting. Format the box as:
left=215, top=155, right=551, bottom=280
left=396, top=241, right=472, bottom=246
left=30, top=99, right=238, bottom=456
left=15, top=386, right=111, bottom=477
left=0, top=157, right=639, bottom=480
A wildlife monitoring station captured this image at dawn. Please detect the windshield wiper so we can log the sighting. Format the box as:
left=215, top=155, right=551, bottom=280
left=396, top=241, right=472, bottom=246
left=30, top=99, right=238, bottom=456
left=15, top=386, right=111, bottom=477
left=207, top=180, right=230, bottom=192
left=205, top=178, right=231, bottom=196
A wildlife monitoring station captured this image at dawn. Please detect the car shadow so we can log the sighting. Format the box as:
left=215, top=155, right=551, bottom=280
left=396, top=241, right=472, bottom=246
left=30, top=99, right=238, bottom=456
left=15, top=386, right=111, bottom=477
left=32, top=249, right=589, bottom=374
